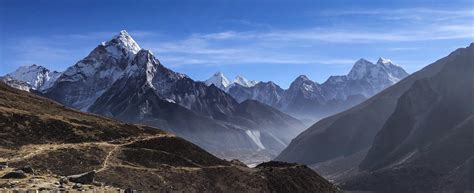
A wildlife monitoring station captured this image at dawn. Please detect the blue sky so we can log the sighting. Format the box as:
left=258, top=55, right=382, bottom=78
left=1, top=0, right=473, bottom=88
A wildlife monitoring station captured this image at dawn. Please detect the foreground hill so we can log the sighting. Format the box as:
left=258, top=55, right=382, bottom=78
left=0, top=82, right=338, bottom=192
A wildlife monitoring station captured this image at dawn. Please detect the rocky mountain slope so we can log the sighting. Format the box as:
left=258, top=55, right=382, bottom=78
left=85, top=48, right=304, bottom=163
left=275, top=52, right=447, bottom=166
left=0, top=82, right=339, bottom=192
left=341, top=43, right=474, bottom=192
left=228, top=81, right=285, bottom=108
left=46, top=30, right=141, bottom=111
left=276, top=43, right=473, bottom=192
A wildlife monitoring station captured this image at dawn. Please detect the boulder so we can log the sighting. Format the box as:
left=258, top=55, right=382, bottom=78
left=0, top=161, right=8, bottom=170
left=72, top=183, right=82, bottom=189
left=18, top=165, right=34, bottom=173
left=59, top=176, right=69, bottom=185
left=2, top=171, right=27, bottom=179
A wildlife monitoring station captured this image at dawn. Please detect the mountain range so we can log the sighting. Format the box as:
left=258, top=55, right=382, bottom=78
left=205, top=57, right=408, bottom=121
left=276, top=43, right=474, bottom=192
left=2, top=31, right=305, bottom=164
left=2, top=30, right=409, bottom=164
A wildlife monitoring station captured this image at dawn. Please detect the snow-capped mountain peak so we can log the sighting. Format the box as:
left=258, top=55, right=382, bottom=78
left=347, top=58, right=376, bottom=80
left=346, top=57, right=409, bottom=92
left=296, top=75, right=310, bottom=81
left=101, top=30, right=141, bottom=61
left=6, top=64, right=61, bottom=91
left=376, top=57, right=393, bottom=66
left=48, top=30, right=146, bottom=110
left=290, top=75, right=319, bottom=92
left=233, top=75, right=258, bottom=87
left=204, top=72, right=231, bottom=90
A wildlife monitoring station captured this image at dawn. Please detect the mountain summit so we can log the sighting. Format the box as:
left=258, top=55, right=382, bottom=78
left=2, top=64, right=61, bottom=92
left=204, top=72, right=258, bottom=91
left=102, top=30, right=141, bottom=61
left=46, top=30, right=142, bottom=110
left=204, top=72, right=231, bottom=90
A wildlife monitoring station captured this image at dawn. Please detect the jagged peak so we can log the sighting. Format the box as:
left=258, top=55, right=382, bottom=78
left=295, top=75, right=310, bottom=81
left=8, top=64, right=50, bottom=76
left=6, top=64, right=61, bottom=91
left=290, top=75, right=317, bottom=88
left=205, top=72, right=231, bottom=89
left=233, top=75, right=258, bottom=87
left=213, top=71, right=225, bottom=77
left=101, top=30, right=141, bottom=58
left=115, top=30, right=131, bottom=38
left=355, top=58, right=373, bottom=65
left=234, top=75, right=245, bottom=80
left=377, top=57, right=392, bottom=64
left=376, top=57, right=400, bottom=67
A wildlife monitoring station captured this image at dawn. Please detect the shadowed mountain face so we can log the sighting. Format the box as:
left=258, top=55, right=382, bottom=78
left=0, top=82, right=339, bottom=192
left=228, top=81, right=285, bottom=108
left=276, top=43, right=474, bottom=192
left=341, top=43, right=474, bottom=192
left=275, top=44, right=460, bottom=166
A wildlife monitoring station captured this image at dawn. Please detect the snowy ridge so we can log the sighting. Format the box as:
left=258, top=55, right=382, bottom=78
left=204, top=72, right=259, bottom=91
left=5, top=64, right=61, bottom=92
left=204, top=72, right=231, bottom=90
left=101, top=30, right=141, bottom=61
left=234, top=75, right=258, bottom=87
left=1, top=76, right=32, bottom=91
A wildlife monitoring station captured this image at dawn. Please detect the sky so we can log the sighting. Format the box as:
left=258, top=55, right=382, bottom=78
left=1, top=0, right=473, bottom=88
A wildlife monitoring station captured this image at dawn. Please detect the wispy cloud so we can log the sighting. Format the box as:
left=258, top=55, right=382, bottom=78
left=144, top=20, right=472, bottom=67
left=321, top=8, right=474, bottom=21
left=388, top=47, right=420, bottom=51
left=4, top=7, right=473, bottom=72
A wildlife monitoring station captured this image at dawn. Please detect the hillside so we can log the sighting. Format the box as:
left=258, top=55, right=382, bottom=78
left=0, top=83, right=338, bottom=192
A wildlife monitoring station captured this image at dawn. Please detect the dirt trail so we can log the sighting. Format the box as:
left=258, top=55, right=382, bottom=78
left=95, top=134, right=169, bottom=173
left=6, top=134, right=168, bottom=165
